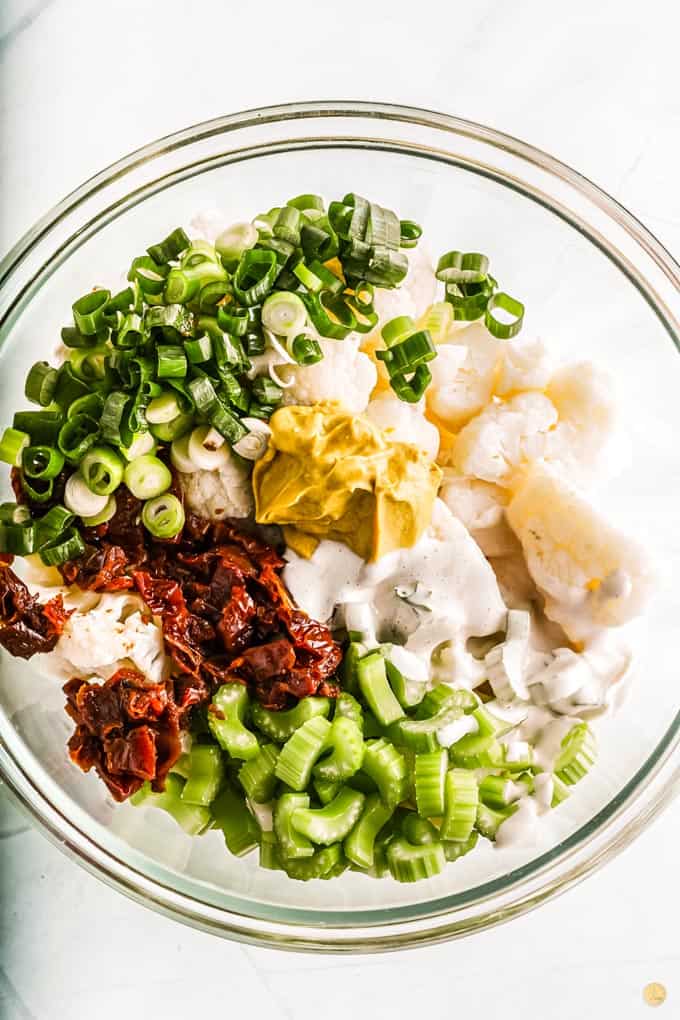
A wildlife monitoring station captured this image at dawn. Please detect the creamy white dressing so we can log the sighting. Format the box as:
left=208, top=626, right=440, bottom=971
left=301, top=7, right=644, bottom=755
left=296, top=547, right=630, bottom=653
left=495, top=796, right=539, bottom=848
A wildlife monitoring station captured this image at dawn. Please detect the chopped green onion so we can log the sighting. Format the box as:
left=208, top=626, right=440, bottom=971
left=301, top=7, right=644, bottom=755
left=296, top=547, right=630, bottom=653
left=232, top=249, right=279, bottom=306
left=0, top=427, right=30, bottom=467
left=216, top=305, right=249, bottom=336
left=147, top=227, right=190, bottom=265
left=184, top=334, right=213, bottom=364
left=187, top=426, right=229, bottom=470
left=261, top=291, right=307, bottom=336
left=101, top=391, right=133, bottom=448
left=21, top=445, right=65, bottom=480
left=80, top=445, right=124, bottom=496
left=145, top=303, right=195, bottom=336
left=420, top=301, right=453, bottom=343
left=251, top=376, right=283, bottom=407
left=156, top=345, right=187, bottom=380
left=57, top=414, right=100, bottom=463
left=20, top=475, right=54, bottom=504
left=436, top=251, right=489, bottom=285
left=215, top=222, right=258, bottom=266
left=149, top=411, right=193, bottom=443
left=169, top=433, right=198, bottom=474
left=0, top=521, right=36, bottom=555
left=0, top=503, right=31, bottom=525
left=72, top=289, right=111, bottom=335
left=145, top=391, right=183, bottom=425
left=287, top=193, right=325, bottom=213
left=114, top=312, right=144, bottom=349
left=60, top=325, right=98, bottom=349
left=288, top=333, right=322, bottom=365
left=389, top=365, right=433, bottom=403
left=399, top=220, right=422, bottom=248
left=485, top=292, right=525, bottom=339
left=64, top=472, right=110, bottom=517
left=120, top=431, right=156, bottom=462
left=128, top=256, right=169, bottom=296
left=25, top=362, right=58, bottom=407
left=39, top=527, right=85, bottom=566
left=52, top=363, right=92, bottom=410
left=81, top=494, right=116, bottom=527
left=273, top=206, right=302, bottom=246
left=13, top=411, right=64, bottom=446
left=142, top=493, right=185, bottom=539
left=122, top=454, right=172, bottom=500
left=105, top=287, right=134, bottom=316
left=67, top=393, right=104, bottom=421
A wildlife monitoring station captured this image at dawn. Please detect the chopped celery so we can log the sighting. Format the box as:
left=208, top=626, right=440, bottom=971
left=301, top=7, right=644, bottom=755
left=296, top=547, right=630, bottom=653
left=340, top=641, right=366, bottom=695
left=363, top=710, right=386, bottom=738
left=401, top=813, right=439, bottom=845
left=180, top=744, right=225, bottom=806
left=554, top=722, right=596, bottom=785
left=390, top=701, right=465, bottom=753
left=475, top=802, right=516, bottom=841
left=385, top=659, right=426, bottom=709
left=208, top=683, right=259, bottom=761
left=440, top=769, right=479, bottom=842
left=343, top=793, right=394, bottom=869
left=448, top=706, right=500, bottom=757
left=361, top=738, right=408, bottom=807
left=238, top=743, right=279, bottom=802
left=414, top=749, right=447, bottom=818
left=443, top=830, right=478, bottom=862
left=346, top=770, right=379, bottom=795
left=551, top=774, right=571, bottom=807
left=357, top=651, right=405, bottom=727
left=387, top=836, right=446, bottom=883
left=479, top=773, right=525, bottom=810
left=334, top=691, right=364, bottom=729
left=251, top=696, right=330, bottom=743
left=313, top=716, right=364, bottom=782
left=275, top=715, right=332, bottom=791
left=274, top=792, right=314, bottom=859
left=211, top=784, right=261, bottom=856
left=314, top=777, right=341, bottom=805
left=131, top=774, right=211, bottom=836
left=259, top=829, right=282, bottom=870
left=281, top=843, right=344, bottom=881
left=291, top=787, right=365, bottom=845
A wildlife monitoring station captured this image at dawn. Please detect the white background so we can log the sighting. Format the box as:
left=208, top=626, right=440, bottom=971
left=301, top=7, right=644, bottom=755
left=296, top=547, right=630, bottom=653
left=1, top=0, right=679, bottom=1017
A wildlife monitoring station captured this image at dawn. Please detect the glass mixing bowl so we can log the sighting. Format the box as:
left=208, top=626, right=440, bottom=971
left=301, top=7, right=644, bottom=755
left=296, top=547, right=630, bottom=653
left=1, top=102, right=679, bottom=951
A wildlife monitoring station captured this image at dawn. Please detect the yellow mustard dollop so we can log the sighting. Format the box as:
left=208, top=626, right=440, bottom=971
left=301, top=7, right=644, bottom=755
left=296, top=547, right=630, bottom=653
left=252, top=402, right=442, bottom=561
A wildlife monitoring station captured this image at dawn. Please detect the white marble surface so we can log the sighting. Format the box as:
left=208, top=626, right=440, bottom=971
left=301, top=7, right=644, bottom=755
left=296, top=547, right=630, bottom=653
left=1, top=0, right=679, bottom=1017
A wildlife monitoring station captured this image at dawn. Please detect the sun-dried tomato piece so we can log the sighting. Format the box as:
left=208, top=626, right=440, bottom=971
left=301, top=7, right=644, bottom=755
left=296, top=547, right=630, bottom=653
left=0, top=564, right=69, bottom=658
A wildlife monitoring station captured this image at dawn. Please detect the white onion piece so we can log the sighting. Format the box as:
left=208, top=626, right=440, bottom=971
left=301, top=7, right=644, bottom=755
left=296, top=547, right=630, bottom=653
left=232, top=418, right=272, bottom=461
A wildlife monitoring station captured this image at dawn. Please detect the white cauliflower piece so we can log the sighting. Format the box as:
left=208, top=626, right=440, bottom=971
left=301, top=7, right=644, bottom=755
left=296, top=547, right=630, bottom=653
left=495, top=334, right=553, bottom=396
left=427, top=322, right=505, bottom=431
left=542, top=362, right=618, bottom=484
left=451, top=392, right=558, bottom=487
left=439, top=469, right=508, bottom=530
left=506, top=466, right=654, bottom=640
left=36, top=594, right=168, bottom=685
left=279, top=337, right=376, bottom=413
left=365, top=393, right=439, bottom=459
left=439, top=469, right=517, bottom=557
left=179, top=453, right=253, bottom=521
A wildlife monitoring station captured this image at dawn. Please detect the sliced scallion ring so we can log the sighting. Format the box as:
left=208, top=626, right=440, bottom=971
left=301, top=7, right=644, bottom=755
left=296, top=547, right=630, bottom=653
left=122, top=454, right=172, bottom=500
left=81, top=494, right=117, bottom=527
left=170, top=433, right=199, bottom=474
left=484, top=292, right=525, bottom=339
left=64, top=472, right=110, bottom=517
left=142, top=493, right=185, bottom=539
left=80, top=445, right=125, bottom=496
left=187, top=425, right=229, bottom=470
left=232, top=418, right=272, bottom=461
left=261, top=292, right=307, bottom=337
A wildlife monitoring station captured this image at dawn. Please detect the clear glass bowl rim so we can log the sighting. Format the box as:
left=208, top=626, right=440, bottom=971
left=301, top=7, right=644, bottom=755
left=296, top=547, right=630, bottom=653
left=1, top=100, right=679, bottom=952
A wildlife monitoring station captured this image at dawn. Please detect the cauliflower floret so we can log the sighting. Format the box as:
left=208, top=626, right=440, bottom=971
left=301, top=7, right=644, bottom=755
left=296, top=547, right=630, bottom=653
left=495, top=334, right=553, bottom=397
left=438, top=469, right=517, bottom=557
left=542, top=362, right=618, bottom=484
left=365, top=393, right=439, bottom=459
left=36, top=593, right=168, bottom=685
left=451, top=392, right=558, bottom=488
left=427, top=322, right=505, bottom=431
left=506, top=466, right=654, bottom=640
left=279, top=337, right=376, bottom=412
left=179, top=453, right=253, bottom=521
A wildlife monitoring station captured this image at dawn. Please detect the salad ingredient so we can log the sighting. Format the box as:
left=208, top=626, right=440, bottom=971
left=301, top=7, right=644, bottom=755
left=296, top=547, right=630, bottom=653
left=507, top=466, right=653, bottom=639
left=237, top=744, right=279, bottom=803
left=343, top=793, right=394, bottom=868
left=253, top=402, right=441, bottom=561
left=274, top=792, right=315, bottom=859
left=313, top=715, right=364, bottom=781
left=131, top=773, right=212, bottom=836
left=180, top=744, right=225, bottom=806
left=64, top=473, right=110, bottom=518
left=64, top=667, right=182, bottom=801
left=484, top=609, right=532, bottom=701
left=365, top=393, right=440, bottom=459
left=451, top=391, right=558, bottom=487
left=123, top=455, right=172, bottom=501
left=387, top=836, right=446, bottom=883
left=0, top=564, right=71, bottom=658
left=414, top=748, right=448, bottom=817
left=440, top=768, right=479, bottom=841
left=291, top=787, right=365, bottom=845
left=177, top=449, right=253, bottom=520
left=141, top=493, right=185, bottom=539
left=357, top=651, right=405, bottom=727
left=495, top=334, right=553, bottom=397
left=427, top=323, right=504, bottom=431
left=275, top=715, right=332, bottom=790
left=278, top=337, right=377, bottom=413
left=208, top=683, right=260, bottom=760
left=211, top=784, right=261, bottom=856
